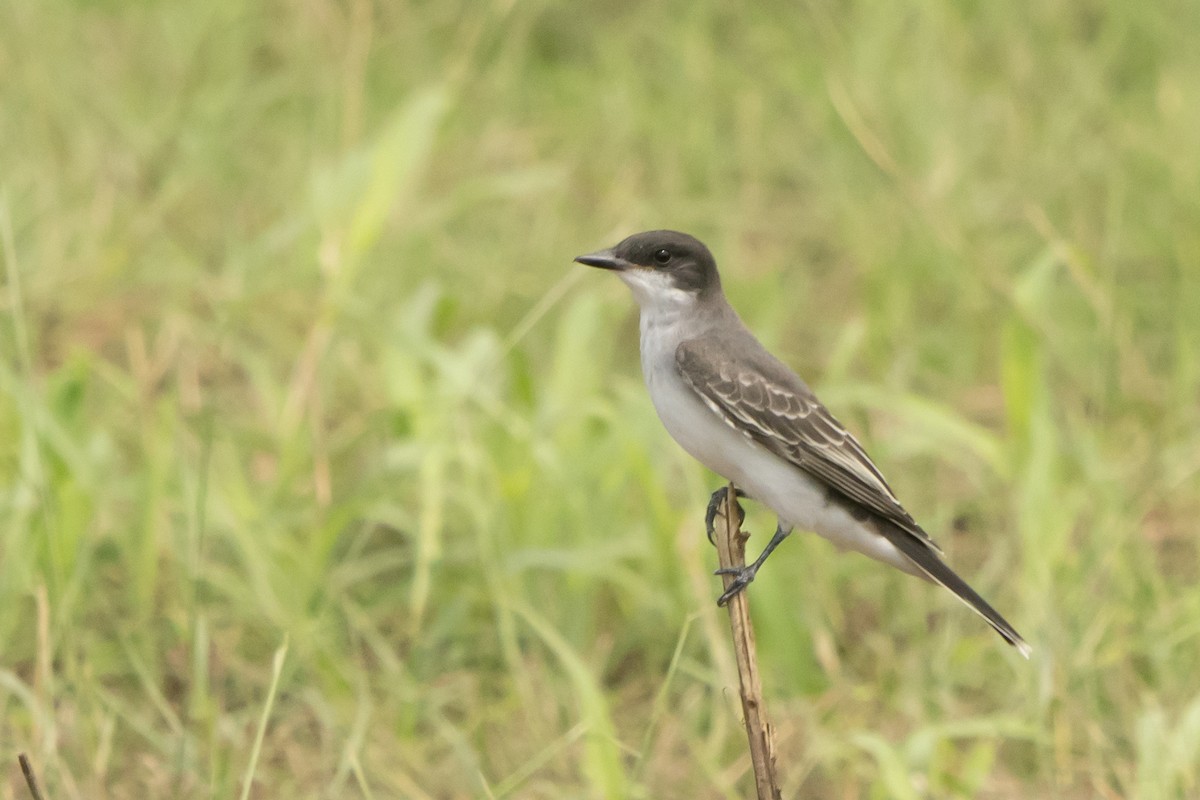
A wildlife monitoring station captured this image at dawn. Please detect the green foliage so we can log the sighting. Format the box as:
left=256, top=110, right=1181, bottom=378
left=2, top=0, right=1199, bottom=796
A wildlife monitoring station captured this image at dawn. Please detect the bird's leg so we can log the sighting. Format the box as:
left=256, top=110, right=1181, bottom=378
left=704, top=486, right=746, bottom=545
left=714, top=523, right=791, bottom=606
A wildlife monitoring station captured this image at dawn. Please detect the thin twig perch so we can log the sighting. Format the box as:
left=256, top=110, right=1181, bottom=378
left=18, top=754, right=47, bottom=800
left=713, top=482, right=782, bottom=800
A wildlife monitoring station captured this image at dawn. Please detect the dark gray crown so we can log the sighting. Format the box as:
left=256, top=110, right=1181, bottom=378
left=612, top=230, right=721, bottom=295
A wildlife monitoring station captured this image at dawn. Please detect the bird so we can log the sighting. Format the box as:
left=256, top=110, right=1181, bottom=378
left=575, top=230, right=1030, bottom=657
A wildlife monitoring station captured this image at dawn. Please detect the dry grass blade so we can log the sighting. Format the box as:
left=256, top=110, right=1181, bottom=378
left=238, top=636, right=290, bottom=800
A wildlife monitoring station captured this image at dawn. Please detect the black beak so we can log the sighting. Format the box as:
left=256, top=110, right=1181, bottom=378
left=574, top=249, right=630, bottom=271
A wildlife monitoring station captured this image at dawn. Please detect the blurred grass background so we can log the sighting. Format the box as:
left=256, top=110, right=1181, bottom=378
left=2, top=0, right=1199, bottom=796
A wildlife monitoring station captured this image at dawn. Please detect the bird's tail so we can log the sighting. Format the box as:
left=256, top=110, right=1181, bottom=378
left=878, top=520, right=1032, bottom=659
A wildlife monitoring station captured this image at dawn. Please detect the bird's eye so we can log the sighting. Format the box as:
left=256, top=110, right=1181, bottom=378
left=653, top=249, right=671, bottom=265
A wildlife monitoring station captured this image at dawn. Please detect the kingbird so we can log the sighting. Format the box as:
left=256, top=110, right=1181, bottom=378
left=576, top=229, right=1030, bottom=657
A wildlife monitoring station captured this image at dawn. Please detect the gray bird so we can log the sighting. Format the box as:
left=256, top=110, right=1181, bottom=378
left=576, top=230, right=1030, bottom=657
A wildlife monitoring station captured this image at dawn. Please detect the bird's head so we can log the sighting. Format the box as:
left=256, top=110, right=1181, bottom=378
left=575, top=230, right=721, bottom=310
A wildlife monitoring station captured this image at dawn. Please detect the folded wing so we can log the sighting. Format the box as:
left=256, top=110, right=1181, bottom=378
left=675, top=336, right=941, bottom=554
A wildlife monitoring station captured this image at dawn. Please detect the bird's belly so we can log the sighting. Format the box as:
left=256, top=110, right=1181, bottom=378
left=647, top=369, right=916, bottom=573
left=645, top=367, right=764, bottom=481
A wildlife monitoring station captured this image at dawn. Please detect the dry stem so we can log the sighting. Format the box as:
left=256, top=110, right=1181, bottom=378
left=19, top=754, right=47, bottom=800
left=713, top=482, right=782, bottom=800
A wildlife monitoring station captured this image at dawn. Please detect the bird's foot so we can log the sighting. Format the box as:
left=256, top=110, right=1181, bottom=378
left=711, top=523, right=791, bottom=607
left=714, top=563, right=760, bottom=606
left=704, top=486, right=746, bottom=545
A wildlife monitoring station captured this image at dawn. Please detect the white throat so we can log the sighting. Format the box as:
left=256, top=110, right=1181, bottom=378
left=616, top=270, right=703, bottom=393
left=618, top=268, right=698, bottom=322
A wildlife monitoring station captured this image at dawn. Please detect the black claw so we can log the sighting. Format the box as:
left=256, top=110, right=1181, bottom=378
left=715, top=564, right=759, bottom=606
left=704, top=486, right=746, bottom=545
left=712, top=523, right=792, bottom=607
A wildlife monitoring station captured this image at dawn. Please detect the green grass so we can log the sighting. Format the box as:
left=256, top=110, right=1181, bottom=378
left=2, top=0, right=1199, bottom=796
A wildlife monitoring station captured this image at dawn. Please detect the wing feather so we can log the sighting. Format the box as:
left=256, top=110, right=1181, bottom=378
left=676, top=337, right=941, bottom=553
